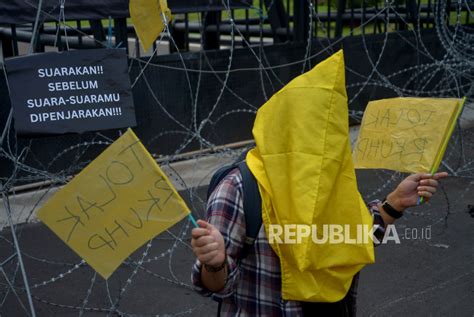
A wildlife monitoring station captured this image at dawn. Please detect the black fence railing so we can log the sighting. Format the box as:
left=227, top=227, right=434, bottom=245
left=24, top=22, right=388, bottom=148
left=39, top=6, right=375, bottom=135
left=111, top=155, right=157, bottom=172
left=0, top=1, right=472, bottom=184
left=0, top=0, right=471, bottom=59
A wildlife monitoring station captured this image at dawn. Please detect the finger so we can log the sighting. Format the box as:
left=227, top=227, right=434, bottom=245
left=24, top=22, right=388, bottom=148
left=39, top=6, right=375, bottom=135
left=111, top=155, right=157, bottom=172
left=195, top=244, right=219, bottom=257
left=417, top=185, right=436, bottom=194
left=433, top=172, right=449, bottom=180
left=198, top=250, right=219, bottom=264
left=408, top=173, right=424, bottom=182
left=420, top=172, right=448, bottom=180
left=419, top=173, right=436, bottom=180
left=191, top=228, right=210, bottom=239
left=191, top=238, right=208, bottom=250
left=418, top=191, right=433, bottom=199
left=194, top=242, right=219, bottom=255
left=419, top=179, right=439, bottom=187
left=194, top=235, right=215, bottom=247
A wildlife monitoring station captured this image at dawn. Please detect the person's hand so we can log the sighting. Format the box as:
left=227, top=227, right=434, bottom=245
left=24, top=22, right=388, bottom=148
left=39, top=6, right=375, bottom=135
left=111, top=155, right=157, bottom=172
left=191, top=220, right=226, bottom=268
left=386, top=172, right=449, bottom=211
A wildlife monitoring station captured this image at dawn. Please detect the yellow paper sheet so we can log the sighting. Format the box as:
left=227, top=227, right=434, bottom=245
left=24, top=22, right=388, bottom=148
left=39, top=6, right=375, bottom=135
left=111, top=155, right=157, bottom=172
left=130, top=0, right=172, bottom=52
left=37, top=129, right=189, bottom=279
left=353, top=97, right=463, bottom=173
left=430, top=97, right=466, bottom=173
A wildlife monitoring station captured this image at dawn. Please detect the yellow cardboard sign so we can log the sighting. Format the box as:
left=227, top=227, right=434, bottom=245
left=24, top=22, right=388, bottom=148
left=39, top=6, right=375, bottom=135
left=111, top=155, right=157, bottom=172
left=353, top=97, right=464, bottom=173
left=130, top=0, right=172, bottom=52
left=37, top=129, right=189, bottom=279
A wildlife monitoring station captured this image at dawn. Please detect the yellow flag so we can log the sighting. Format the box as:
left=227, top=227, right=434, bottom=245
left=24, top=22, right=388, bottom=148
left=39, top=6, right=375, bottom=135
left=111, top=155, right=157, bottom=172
left=37, top=129, right=189, bottom=279
left=353, top=97, right=465, bottom=173
left=247, top=50, right=374, bottom=302
left=130, top=0, right=172, bottom=52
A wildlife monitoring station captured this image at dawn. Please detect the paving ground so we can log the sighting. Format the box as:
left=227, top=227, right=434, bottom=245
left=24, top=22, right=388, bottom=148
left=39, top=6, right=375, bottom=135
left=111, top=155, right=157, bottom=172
left=1, top=128, right=473, bottom=316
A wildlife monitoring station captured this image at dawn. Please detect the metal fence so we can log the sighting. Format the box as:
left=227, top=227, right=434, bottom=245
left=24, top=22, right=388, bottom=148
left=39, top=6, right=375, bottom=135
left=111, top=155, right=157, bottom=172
left=1, top=0, right=472, bottom=58
left=0, top=0, right=472, bottom=181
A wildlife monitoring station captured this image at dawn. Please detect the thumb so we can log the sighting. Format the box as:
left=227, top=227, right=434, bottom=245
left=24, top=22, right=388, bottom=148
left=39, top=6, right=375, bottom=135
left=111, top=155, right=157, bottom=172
left=197, top=220, right=221, bottom=237
left=197, top=219, right=213, bottom=230
left=407, top=173, right=424, bottom=182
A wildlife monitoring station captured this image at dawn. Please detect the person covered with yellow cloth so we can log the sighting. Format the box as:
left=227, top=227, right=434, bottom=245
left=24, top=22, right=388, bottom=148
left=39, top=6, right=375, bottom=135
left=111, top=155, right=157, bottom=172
left=190, top=50, right=447, bottom=316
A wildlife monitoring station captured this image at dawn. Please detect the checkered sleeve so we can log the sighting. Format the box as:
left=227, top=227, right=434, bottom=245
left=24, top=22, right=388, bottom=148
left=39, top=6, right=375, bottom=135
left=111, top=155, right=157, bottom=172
left=191, top=169, right=245, bottom=298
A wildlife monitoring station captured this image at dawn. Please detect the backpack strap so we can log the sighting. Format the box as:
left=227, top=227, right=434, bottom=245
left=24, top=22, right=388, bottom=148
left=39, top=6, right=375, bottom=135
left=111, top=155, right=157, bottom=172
left=237, top=161, right=263, bottom=258
left=207, top=165, right=237, bottom=199
left=206, top=147, right=252, bottom=199
left=206, top=150, right=263, bottom=259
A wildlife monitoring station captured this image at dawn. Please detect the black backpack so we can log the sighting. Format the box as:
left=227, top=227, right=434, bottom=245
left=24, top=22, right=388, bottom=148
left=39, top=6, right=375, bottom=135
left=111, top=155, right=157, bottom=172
left=206, top=149, right=262, bottom=258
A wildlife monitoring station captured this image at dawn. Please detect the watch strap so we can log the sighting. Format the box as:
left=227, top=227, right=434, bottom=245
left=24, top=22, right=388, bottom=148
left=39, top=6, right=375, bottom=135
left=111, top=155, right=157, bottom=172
left=382, top=198, right=403, bottom=219
left=204, top=258, right=227, bottom=273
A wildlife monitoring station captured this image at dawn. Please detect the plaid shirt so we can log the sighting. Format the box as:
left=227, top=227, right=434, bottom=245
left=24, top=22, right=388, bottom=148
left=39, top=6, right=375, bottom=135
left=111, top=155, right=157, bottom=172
left=192, top=169, right=385, bottom=316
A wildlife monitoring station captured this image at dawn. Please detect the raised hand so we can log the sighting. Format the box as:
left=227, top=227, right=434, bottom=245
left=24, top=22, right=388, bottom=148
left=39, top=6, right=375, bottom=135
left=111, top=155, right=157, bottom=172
left=386, top=172, right=449, bottom=211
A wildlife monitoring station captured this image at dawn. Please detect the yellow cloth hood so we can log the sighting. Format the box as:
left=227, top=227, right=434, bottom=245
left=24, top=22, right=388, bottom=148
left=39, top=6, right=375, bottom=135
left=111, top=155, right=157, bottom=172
left=247, top=50, right=375, bottom=302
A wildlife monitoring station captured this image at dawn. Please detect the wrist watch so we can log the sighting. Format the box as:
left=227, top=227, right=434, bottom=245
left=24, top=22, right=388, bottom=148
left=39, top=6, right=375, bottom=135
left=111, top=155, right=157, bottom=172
left=382, top=198, right=403, bottom=219
left=204, top=258, right=227, bottom=273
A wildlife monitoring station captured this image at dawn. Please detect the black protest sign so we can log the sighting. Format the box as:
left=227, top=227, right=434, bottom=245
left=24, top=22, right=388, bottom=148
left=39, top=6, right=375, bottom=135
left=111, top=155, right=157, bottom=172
left=5, top=48, right=136, bottom=135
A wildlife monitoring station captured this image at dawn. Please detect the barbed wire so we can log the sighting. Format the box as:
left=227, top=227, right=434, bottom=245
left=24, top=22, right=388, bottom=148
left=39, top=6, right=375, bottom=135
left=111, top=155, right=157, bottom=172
left=1, top=0, right=473, bottom=315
